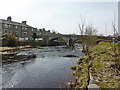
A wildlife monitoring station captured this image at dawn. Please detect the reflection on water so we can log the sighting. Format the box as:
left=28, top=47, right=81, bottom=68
left=2, top=46, right=84, bottom=88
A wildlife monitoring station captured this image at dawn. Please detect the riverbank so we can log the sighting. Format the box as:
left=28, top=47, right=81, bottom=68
left=0, top=45, right=39, bottom=64
left=71, top=42, right=120, bottom=88
left=0, top=45, right=39, bottom=52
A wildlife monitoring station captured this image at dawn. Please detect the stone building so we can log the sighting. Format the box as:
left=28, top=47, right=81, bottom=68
left=0, top=16, right=46, bottom=40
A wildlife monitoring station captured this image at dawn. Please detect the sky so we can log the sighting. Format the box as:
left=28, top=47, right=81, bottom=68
left=0, top=0, right=119, bottom=35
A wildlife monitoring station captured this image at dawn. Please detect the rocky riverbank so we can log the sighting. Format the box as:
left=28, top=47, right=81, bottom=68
left=1, top=52, right=36, bottom=64
left=0, top=45, right=35, bottom=52
left=71, top=42, right=120, bottom=88
left=0, top=45, right=38, bottom=64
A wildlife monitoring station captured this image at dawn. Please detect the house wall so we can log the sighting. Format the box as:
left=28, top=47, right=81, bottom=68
left=1, top=17, right=53, bottom=40
left=1, top=21, right=35, bottom=40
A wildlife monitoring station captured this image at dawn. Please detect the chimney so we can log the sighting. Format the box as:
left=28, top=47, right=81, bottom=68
left=48, top=30, right=50, bottom=32
left=7, top=16, right=12, bottom=21
left=42, top=28, right=45, bottom=31
left=22, top=21, right=27, bottom=25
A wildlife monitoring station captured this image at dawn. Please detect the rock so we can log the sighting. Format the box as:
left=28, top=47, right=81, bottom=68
left=2, top=52, right=17, bottom=60
left=67, top=82, right=75, bottom=88
left=79, top=58, right=84, bottom=61
left=2, top=53, right=36, bottom=64
left=73, top=71, right=76, bottom=75
left=31, top=54, right=36, bottom=58
left=20, top=61, right=25, bottom=65
left=56, top=50, right=61, bottom=51
left=100, top=51, right=106, bottom=54
left=1, top=52, right=17, bottom=56
left=27, top=54, right=36, bottom=58
left=9, top=56, right=14, bottom=59
left=71, top=66, right=76, bottom=70
left=63, top=55, right=78, bottom=57
left=77, top=58, right=83, bottom=64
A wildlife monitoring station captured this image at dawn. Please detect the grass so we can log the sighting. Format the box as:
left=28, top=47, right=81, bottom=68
left=0, top=45, right=32, bottom=52
left=90, top=42, right=120, bottom=88
left=72, top=42, right=120, bottom=88
left=73, top=56, right=90, bottom=88
left=0, top=47, right=14, bottom=51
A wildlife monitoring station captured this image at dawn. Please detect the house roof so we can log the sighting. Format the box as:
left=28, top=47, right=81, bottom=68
left=0, top=19, right=33, bottom=28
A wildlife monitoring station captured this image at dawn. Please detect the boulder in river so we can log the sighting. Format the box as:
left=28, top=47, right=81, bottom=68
left=26, top=54, right=36, bottom=58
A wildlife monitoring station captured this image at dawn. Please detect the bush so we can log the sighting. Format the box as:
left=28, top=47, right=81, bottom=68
left=2, top=33, right=17, bottom=47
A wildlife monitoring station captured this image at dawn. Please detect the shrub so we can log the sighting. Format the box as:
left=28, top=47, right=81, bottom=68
left=2, top=33, right=17, bottom=47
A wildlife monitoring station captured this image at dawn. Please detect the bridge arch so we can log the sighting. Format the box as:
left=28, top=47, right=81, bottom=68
left=72, top=38, right=83, bottom=44
left=48, top=37, right=66, bottom=46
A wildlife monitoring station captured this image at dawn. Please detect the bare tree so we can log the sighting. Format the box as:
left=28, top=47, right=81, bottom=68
left=112, top=21, right=119, bottom=37
left=112, top=11, right=120, bottom=38
left=77, top=16, right=97, bottom=54
left=78, top=15, right=86, bottom=35
left=77, top=16, right=86, bottom=52
left=84, top=24, right=97, bottom=56
left=85, top=24, right=97, bottom=36
left=78, top=15, right=97, bottom=36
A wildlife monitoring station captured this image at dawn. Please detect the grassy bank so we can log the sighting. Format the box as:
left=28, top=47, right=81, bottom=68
left=72, top=42, right=120, bottom=88
left=0, top=45, right=34, bottom=52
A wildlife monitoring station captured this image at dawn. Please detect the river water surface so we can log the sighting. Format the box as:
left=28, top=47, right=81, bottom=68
left=2, top=45, right=84, bottom=88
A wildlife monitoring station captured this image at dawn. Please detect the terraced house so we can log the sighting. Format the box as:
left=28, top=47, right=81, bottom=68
left=0, top=16, right=44, bottom=40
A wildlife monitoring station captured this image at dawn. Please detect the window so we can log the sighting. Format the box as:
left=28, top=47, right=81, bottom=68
left=24, top=37, right=28, bottom=40
left=32, top=28, right=34, bottom=31
left=15, top=25, right=18, bottom=29
left=23, top=32, right=27, bottom=35
left=15, top=31, right=17, bottom=34
left=25, top=27, right=27, bottom=30
left=39, top=33, right=41, bottom=35
left=22, top=27, right=25, bottom=30
left=34, top=28, right=37, bottom=31
left=4, top=24, right=8, bottom=28
left=5, top=30, right=7, bottom=33
left=8, top=24, right=12, bottom=28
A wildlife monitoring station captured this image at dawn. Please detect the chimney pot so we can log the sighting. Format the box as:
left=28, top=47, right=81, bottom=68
left=22, top=21, right=27, bottom=25
left=7, top=16, right=12, bottom=21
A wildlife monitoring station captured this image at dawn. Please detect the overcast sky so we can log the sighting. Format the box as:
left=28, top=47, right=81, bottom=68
left=0, top=0, right=119, bottom=35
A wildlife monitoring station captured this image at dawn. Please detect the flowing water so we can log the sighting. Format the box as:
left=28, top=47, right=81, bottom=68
left=1, top=45, right=84, bottom=88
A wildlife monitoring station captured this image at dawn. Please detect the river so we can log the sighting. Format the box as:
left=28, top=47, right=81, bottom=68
left=1, top=45, right=84, bottom=88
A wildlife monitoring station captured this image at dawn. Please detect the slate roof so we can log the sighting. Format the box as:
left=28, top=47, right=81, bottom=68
left=0, top=19, right=33, bottom=28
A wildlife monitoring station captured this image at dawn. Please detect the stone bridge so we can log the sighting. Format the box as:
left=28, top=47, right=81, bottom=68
left=41, top=34, right=112, bottom=46
left=41, top=34, right=82, bottom=46
left=61, top=34, right=82, bottom=46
